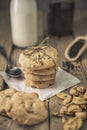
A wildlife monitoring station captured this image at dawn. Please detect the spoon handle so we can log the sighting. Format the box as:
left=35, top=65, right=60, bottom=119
left=0, top=46, right=13, bottom=68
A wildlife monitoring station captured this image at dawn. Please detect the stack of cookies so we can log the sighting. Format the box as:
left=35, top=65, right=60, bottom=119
left=19, top=45, right=58, bottom=89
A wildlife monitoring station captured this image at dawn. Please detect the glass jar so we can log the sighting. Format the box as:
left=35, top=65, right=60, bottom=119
left=48, top=0, right=74, bottom=37
left=10, top=0, right=38, bottom=48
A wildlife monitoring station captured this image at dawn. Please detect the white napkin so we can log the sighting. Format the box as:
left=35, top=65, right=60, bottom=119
left=0, top=68, right=80, bottom=101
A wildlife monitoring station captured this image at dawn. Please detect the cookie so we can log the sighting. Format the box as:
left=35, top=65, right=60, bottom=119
left=24, top=73, right=56, bottom=81
left=25, top=79, right=55, bottom=89
left=19, top=45, right=58, bottom=70
left=23, top=66, right=56, bottom=76
left=0, top=88, right=48, bottom=125
left=0, top=88, right=17, bottom=114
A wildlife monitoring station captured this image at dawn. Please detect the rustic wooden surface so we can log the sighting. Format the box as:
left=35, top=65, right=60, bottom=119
left=0, top=11, right=87, bottom=130
left=0, top=11, right=12, bottom=90
left=73, top=9, right=87, bottom=37
left=49, top=36, right=87, bottom=130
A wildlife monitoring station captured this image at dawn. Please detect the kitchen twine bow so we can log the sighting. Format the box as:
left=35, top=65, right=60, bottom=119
left=23, top=37, right=49, bottom=55
left=23, top=37, right=57, bottom=71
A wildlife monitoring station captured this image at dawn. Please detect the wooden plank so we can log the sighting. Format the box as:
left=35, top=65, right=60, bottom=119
left=11, top=47, right=23, bottom=67
left=81, top=52, right=87, bottom=82
left=73, top=9, right=87, bottom=37
left=0, top=11, right=12, bottom=90
left=49, top=36, right=87, bottom=130
left=0, top=116, right=48, bottom=130
left=0, top=11, right=11, bottom=40
left=0, top=39, right=12, bottom=90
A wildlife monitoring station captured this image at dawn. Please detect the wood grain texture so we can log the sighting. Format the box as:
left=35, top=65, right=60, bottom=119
left=0, top=11, right=12, bottom=90
left=81, top=52, right=87, bottom=82
left=11, top=47, right=23, bottom=67
left=49, top=36, right=87, bottom=130
left=0, top=117, right=48, bottom=130
left=73, top=9, right=87, bottom=37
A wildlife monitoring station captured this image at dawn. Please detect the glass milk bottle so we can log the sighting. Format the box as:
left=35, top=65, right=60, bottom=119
left=10, top=0, right=38, bottom=48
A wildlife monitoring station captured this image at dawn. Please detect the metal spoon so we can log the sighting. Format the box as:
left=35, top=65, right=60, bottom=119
left=0, top=46, right=22, bottom=77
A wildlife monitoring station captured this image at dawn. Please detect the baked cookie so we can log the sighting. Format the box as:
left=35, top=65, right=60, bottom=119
left=25, top=79, right=55, bottom=89
left=0, top=88, right=17, bottom=114
left=23, top=66, right=56, bottom=76
left=19, top=45, right=58, bottom=70
left=0, top=88, right=48, bottom=125
left=24, top=73, right=55, bottom=81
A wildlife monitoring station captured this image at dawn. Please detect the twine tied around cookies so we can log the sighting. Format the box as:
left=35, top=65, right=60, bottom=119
left=23, top=37, right=57, bottom=70
left=23, top=37, right=49, bottom=55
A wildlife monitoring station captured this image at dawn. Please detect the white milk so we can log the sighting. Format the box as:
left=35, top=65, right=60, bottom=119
left=10, top=0, right=38, bottom=48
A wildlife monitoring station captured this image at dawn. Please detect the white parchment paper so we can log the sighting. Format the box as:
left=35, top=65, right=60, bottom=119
left=0, top=68, right=80, bottom=100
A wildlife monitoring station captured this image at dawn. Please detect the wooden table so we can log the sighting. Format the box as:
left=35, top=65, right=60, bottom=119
left=0, top=11, right=87, bottom=130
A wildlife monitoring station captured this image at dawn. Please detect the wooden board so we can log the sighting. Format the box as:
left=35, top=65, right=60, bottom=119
left=0, top=116, right=49, bottom=130
left=81, top=52, right=87, bottom=83
left=73, top=9, right=87, bottom=37
left=49, top=36, right=87, bottom=130
left=0, top=11, right=12, bottom=90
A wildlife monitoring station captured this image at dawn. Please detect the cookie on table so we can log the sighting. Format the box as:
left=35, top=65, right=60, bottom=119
left=0, top=88, right=48, bottom=125
left=23, top=65, right=56, bottom=76
left=25, top=79, right=55, bottom=89
left=0, top=88, right=17, bottom=114
left=19, top=45, right=58, bottom=70
left=24, top=73, right=56, bottom=81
